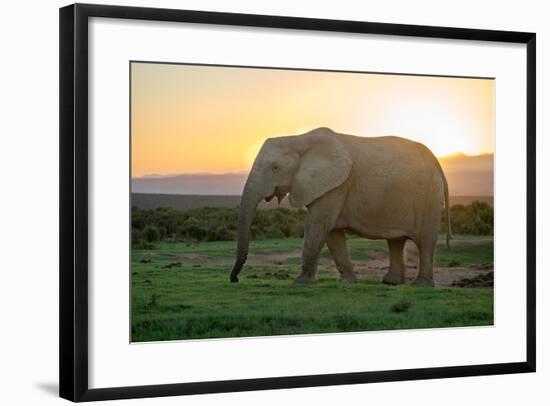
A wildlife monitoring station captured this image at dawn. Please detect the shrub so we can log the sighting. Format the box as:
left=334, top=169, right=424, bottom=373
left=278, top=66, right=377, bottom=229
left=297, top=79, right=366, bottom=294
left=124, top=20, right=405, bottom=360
left=443, top=201, right=493, bottom=235
left=142, top=225, right=160, bottom=243
left=207, top=225, right=235, bottom=242
left=264, top=224, right=286, bottom=239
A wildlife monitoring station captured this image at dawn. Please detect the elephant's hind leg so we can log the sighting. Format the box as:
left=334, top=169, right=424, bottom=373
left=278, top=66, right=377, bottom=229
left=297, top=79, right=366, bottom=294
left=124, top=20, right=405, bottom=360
left=413, top=237, right=436, bottom=287
left=326, top=230, right=356, bottom=283
left=383, top=238, right=407, bottom=285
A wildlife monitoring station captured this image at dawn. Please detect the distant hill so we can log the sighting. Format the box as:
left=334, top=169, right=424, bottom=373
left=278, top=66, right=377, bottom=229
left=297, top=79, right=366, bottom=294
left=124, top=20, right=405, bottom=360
left=132, top=172, right=248, bottom=195
left=132, top=153, right=493, bottom=197
left=132, top=193, right=293, bottom=210
left=132, top=193, right=492, bottom=210
left=439, top=152, right=493, bottom=196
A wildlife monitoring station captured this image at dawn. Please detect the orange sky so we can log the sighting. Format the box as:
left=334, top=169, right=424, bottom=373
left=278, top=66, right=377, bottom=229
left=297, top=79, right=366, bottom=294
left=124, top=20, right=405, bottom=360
left=131, top=62, right=494, bottom=177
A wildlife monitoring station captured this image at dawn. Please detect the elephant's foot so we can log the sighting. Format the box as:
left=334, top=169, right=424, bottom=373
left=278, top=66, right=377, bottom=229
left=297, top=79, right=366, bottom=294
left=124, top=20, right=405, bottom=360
left=294, top=273, right=316, bottom=284
left=339, top=272, right=357, bottom=284
left=412, top=276, right=434, bottom=287
left=382, top=271, right=405, bottom=285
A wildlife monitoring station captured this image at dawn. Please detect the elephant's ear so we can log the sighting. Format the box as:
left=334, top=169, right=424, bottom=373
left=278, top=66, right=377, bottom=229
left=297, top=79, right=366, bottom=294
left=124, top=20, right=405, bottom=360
left=289, top=132, right=352, bottom=207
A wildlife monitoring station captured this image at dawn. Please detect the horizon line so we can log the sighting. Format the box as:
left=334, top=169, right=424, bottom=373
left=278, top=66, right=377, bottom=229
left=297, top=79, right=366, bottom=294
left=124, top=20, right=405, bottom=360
left=131, top=191, right=494, bottom=197
left=132, top=151, right=494, bottom=179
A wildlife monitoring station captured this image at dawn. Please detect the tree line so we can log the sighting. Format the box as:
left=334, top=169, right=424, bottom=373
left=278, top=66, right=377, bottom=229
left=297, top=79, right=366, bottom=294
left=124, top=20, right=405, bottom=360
left=132, top=201, right=493, bottom=246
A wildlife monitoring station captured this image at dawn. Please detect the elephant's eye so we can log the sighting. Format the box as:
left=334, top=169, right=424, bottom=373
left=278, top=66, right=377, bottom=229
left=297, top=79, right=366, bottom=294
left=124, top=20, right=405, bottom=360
left=272, top=164, right=279, bottom=171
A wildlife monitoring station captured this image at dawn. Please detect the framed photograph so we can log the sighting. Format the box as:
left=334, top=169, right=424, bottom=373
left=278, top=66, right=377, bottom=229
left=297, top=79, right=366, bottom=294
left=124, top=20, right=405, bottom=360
left=59, top=3, right=536, bottom=402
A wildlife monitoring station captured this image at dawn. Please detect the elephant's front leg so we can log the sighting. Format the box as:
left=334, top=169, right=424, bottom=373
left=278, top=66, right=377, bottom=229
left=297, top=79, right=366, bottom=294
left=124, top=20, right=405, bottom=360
left=326, top=230, right=356, bottom=283
left=295, top=218, right=330, bottom=284
left=295, top=188, right=345, bottom=284
left=382, top=238, right=407, bottom=285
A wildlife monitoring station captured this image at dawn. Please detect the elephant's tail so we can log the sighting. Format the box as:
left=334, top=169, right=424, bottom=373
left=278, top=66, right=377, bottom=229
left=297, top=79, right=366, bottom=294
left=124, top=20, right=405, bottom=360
left=443, top=172, right=452, bottom=250
left=433, top=156, right=452, bottom=249
left=438, top=162, right=452, bottom=250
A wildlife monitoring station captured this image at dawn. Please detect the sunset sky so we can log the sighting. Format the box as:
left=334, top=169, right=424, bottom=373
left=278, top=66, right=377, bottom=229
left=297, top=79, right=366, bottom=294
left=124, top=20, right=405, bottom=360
left=131, top=62, right=494, bottom=178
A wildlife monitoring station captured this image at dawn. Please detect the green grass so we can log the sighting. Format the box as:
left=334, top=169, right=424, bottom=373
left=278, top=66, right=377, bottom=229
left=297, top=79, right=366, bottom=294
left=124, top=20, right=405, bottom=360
left=434, top=238, right=493, bottom=267
left=131, top=235, right=493, bottom=342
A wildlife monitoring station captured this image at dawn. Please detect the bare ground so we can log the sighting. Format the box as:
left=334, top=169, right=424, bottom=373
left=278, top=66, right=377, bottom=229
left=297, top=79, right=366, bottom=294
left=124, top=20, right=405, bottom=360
left=352, top=262, right=493, bottom=288
left=176, top=238, right=493, bottom=288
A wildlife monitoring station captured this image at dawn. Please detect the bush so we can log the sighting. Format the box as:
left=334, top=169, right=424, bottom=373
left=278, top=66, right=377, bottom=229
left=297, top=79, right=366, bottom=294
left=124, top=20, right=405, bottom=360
left=264, top=224, right=286, bottom=239
left=207, top=225, right=235, bottom=242
left=132, top=206, right=306, bottom=243
left=443, top=201, right=493, bottom=235
left=142, top=225, right=160, bottom=243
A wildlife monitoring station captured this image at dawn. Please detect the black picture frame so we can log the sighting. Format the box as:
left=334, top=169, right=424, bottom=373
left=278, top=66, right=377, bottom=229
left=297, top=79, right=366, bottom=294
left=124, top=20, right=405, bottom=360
left=59, top=3, right=536, bottom=402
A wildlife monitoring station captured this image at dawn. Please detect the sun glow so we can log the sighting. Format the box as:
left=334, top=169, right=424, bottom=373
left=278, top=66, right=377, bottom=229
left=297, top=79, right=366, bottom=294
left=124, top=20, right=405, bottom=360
left=376, top=93, right=492, bottom=157
left=131, top=63, right=494, bottom=177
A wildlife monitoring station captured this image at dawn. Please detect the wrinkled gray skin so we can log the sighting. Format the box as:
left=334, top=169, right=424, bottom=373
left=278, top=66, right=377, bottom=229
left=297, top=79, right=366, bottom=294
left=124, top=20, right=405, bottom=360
left=230, top=127, right=451, bottom=286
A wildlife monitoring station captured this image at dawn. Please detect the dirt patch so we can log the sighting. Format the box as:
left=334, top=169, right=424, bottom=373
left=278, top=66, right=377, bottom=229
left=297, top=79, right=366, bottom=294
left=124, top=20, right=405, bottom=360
left=353, top=245, right=494, bottom=288
left=354, top=263, right=493, bottom=288
left=173, top=242, right=493, bottom=288
left=452, top=271, right=494, bottom=288
left=469, top=263, right=493, bottom=270
left=350, top=250, right=389, bottom=271
left=248, top=250, right=302, bottom=265
left=177, top=253, right=210, bottom=262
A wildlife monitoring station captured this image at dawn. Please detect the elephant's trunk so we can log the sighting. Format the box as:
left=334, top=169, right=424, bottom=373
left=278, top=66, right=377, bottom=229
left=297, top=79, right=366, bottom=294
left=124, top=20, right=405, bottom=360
left=230, top=178, right=264, bottom=283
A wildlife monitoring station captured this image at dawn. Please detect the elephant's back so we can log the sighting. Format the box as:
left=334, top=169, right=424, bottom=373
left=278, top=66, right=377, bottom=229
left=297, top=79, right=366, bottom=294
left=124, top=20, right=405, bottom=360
left=337, top=134, right=442, bottom=179
left=336, top=133, right=445, bottom=234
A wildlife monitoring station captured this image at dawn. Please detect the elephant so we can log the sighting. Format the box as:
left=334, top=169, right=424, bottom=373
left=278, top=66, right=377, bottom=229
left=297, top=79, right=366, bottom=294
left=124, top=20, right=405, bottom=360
left=230, top=127, right=451, bottom=286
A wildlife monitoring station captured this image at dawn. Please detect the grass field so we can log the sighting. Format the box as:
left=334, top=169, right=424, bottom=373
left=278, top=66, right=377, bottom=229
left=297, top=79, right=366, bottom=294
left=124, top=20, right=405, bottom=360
left=131, top=236, right=493, bottom=342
